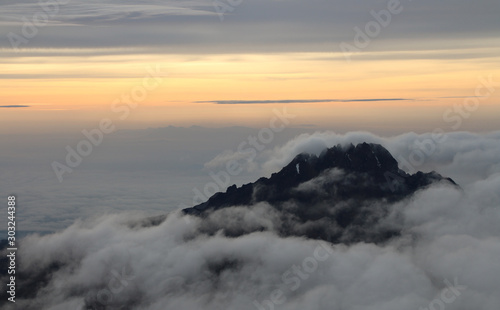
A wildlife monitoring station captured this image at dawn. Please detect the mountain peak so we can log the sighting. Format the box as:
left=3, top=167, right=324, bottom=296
left=183, top=143, right=457, bottom=244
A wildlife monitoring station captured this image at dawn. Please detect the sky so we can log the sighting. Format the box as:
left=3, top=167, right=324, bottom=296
left=0, top=0, right=499, bottom=233
left=1, top=0, right=499, bottom=133
left=1, top=2, right=500, bottom=308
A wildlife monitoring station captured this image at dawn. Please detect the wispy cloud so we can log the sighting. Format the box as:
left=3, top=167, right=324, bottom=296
left=438, top=96, right=486, bottom=99
left=198, top=98, right=412, bottom=105
left=0, top=0, right=498, bottom=56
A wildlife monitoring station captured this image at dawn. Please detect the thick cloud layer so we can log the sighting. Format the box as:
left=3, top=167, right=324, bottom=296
left=1, top=0, right=499, bottom=55
left=1, top=131, right=499, bottom=310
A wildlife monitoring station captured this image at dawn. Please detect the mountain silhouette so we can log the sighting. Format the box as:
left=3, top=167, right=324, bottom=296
left=183, top=142, right=457, bottom=244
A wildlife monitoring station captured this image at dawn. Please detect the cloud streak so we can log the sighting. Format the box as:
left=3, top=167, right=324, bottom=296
left=0, top=105, right=30, bottom=108
left=199, top=98, right=411, bottom=105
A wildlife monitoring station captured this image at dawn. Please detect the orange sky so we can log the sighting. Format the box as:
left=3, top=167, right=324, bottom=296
left=1, top=50, right=499, bottom=134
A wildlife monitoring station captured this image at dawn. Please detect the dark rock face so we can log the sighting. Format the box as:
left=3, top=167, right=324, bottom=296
left=183, top=143, right=457, bottom=244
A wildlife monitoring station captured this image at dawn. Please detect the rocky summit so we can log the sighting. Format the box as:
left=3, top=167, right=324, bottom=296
left=183, top=143, right=457, bottom=244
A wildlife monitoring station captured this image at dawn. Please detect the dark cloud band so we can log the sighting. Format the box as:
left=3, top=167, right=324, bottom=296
left=199, top=98, right=411, bottom=105
left=0, top=105, right=30, bottom=108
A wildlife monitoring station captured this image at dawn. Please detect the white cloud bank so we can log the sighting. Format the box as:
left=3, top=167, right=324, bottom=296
left=1, top=130, right=499, bottom=310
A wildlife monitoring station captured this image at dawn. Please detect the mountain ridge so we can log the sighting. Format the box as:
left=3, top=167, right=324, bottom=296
left=183, top=142, right=458, bottom=244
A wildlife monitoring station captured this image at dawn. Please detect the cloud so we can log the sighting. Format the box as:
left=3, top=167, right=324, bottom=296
left=0, top=126, right=313, bottom=233
left=199, top=99, right=411, bottom=105
left=0, top=105, right=30, bottom=108
left=0, top=0, right=211, bottom=25
left=6, top=180, right=500, bottom=309
left=258, top=131, right=500, bottom=187
left=2, top=130, right=500, bottom=309
left=1, top=129, right=499, bottom=234
left=0, top=0, right=498, bottom=56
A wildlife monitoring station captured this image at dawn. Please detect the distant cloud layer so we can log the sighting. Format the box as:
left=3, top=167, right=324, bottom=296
left=2, top=130, right=500, bottom=309
left=1, top=129, right=500, bottom=233
left=0, top=105, right=30, bottom=108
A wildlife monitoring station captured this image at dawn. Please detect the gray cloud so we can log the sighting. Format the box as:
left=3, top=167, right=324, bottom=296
left=0, top=0, right=498, bottom=56
left=5, top=148, right=500, bottom=309
left=1, top=129, right=500, bottom=235
left=0, top=126, right=313, bottom=234
left=1, top=130, right=499, bottom=309
left=259, top=131, right=500, bottom=187
left=199, top=98, right=411, bottom=105
left=0, top=105, right=30, bottom=108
